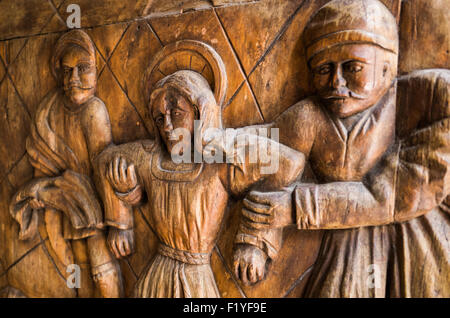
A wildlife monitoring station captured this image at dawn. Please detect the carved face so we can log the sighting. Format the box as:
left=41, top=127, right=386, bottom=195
left=151, top=87, right=197, bottom=155
left=310, top=44, right=396, bottom=118
left=61, top=45, right=96, bottom=107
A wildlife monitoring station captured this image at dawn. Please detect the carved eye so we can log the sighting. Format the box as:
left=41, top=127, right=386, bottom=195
left=155, top=116, right=164, bottom=126
left=63, top=67, right=71, bottom=75
left=172, top=110, right=182, bottom=117
left=344, top=62, right=363, bottom=73
left=315, top=64, right=332, bottom=75
left=78, top=63, right=91, bottom=74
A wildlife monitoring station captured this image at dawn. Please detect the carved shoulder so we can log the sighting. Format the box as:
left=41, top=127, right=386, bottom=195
left=271, top=97, right=320, bottom=155
left=81, top=97, right=111, bottom=125
left=275, top=97, right=320, bottom=120
left=79, top=97, right=113, bottom=159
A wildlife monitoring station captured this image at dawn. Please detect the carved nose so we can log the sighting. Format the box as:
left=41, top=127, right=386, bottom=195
left=163, top=114, right=173, bottom=132
left=69, top=67, right=79, bottom=82
left=331, top=66, right=346, bottom=89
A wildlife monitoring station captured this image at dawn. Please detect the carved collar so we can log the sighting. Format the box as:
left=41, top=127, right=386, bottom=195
left=323, top=84, right=397, bottom=143
left=150, top=149, right=203, bottom=182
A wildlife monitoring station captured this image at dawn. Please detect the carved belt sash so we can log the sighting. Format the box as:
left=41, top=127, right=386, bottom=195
left=157, top=244, right=211, bottom=265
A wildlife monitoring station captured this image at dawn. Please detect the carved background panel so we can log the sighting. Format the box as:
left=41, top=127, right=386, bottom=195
left=0, top=0, right=448, bottom=297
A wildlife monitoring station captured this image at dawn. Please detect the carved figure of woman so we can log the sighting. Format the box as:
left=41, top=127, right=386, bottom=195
left=95, top=67, right=304, bottom=297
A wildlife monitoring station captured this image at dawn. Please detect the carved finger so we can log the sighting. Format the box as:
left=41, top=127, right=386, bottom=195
left=239, top=262, right=249, bottom=285
left=248, top=263, right=257, bottom=284
left=122, top=236, right=130, bottom=256
left=243, top=198, right=272, bottom=215
left=112, top=156, right=121, bottom=185
left=242, top=217, right=270, bottom=231
left=127, top=164, right=137, bottom=188
left=108, top=161, right=115, bottom=187
left=242, top=208, right=272, bottom=225
left=246, top=191, right=276, bottom=205
left=128, top=230, right=135, bottom=253
left=107, top=230, right=121, bottom=259
left=117, top=237, right=127, bottom=257
left=29, top=198, right=44, bottom=210
left=119, top=157, right=127, bottom=185
left=107, top=238, right=116, bottom=258
left=110, top=238, right=121, bottom=259
left=233, top=258, right=241, bottom=280
left=256, top=263, right=265, bottom=281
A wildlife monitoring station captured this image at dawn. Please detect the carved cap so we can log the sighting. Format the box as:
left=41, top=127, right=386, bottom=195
left=51, top=29, right=96, bottom=80
left=304, top=0, right=399, bottom=62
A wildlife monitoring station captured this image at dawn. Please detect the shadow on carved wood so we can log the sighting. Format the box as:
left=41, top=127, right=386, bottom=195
left=9, top=30, right=123, bottom=297
left=236, top=0, right=450, bottom=298
left=93, top=40, right=304, bottom=297
left=0, top=0, right=448, bottom=298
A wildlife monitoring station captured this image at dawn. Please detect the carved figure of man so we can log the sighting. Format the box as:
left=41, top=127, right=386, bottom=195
left=10, top=30, right=123, bottom=297
left=95, top=70, right=304, bottom=297
left=234, top=0, right=450, bottom=297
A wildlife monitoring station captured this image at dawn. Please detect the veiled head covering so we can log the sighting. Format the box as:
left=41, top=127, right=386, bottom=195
left=149, top=70, right=223, bottom=151
left=51, top=29, right=96, bottom=80
left=304, top=0, right=399, bottom=62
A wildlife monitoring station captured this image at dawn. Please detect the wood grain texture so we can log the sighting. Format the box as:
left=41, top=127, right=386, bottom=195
left=0, top=0, right=57, bottom=39
left=0, top=0, right=448, bottom=298
left=0, top=0, right=261, bottom=40
left=398, top=0, right=450, bottom=73
left=150, top=9, right=247, bottom=107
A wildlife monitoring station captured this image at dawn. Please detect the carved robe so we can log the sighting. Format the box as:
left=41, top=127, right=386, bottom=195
left=10, top=90, right=111, bottom=262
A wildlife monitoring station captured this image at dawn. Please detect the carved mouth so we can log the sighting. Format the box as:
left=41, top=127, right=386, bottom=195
left=68, top=86, right=93, bottom=90
left=324, top=92, right=366, bottom=100
left=325, top=96, right=348, bottom=100
left=167, top=134, right=180, bottom=142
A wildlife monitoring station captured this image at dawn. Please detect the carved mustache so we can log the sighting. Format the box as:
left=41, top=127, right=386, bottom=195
left=64, top=81, right=94, bottom=90
left=323, top=89, right=367, bottom=100
left=166, top=132, right=181, bottom=142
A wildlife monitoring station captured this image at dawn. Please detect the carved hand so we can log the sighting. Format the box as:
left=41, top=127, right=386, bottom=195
left=107, top=228, right=135, bottom=258
left=107, top=156, right=138, bottom=194
left=29, top=198, right=44, bottom=210
left=233, top=244, right=268, bottom=285
left=241, top=189, right=294, bottom=230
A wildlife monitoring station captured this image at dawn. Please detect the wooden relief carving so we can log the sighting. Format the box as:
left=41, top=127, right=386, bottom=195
left=0, top=0, right=448, bottom=299
left=235, top=0, right=450, bottom=298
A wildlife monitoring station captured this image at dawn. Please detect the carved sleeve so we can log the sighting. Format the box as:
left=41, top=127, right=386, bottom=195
left=81, top=98, right=113, bottom=165
left=225, top=132, right=305, bottom=260
left=93, top=142, right=150, bottom=230
left=228, top=100, right=317, bottom=259
left=225, top=132, right=305, bottom=198
left=95, top=155, right=135, bottom=230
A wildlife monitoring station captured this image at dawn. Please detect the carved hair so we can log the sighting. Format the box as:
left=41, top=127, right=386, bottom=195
left=51, top=29, right=96, bottom=80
